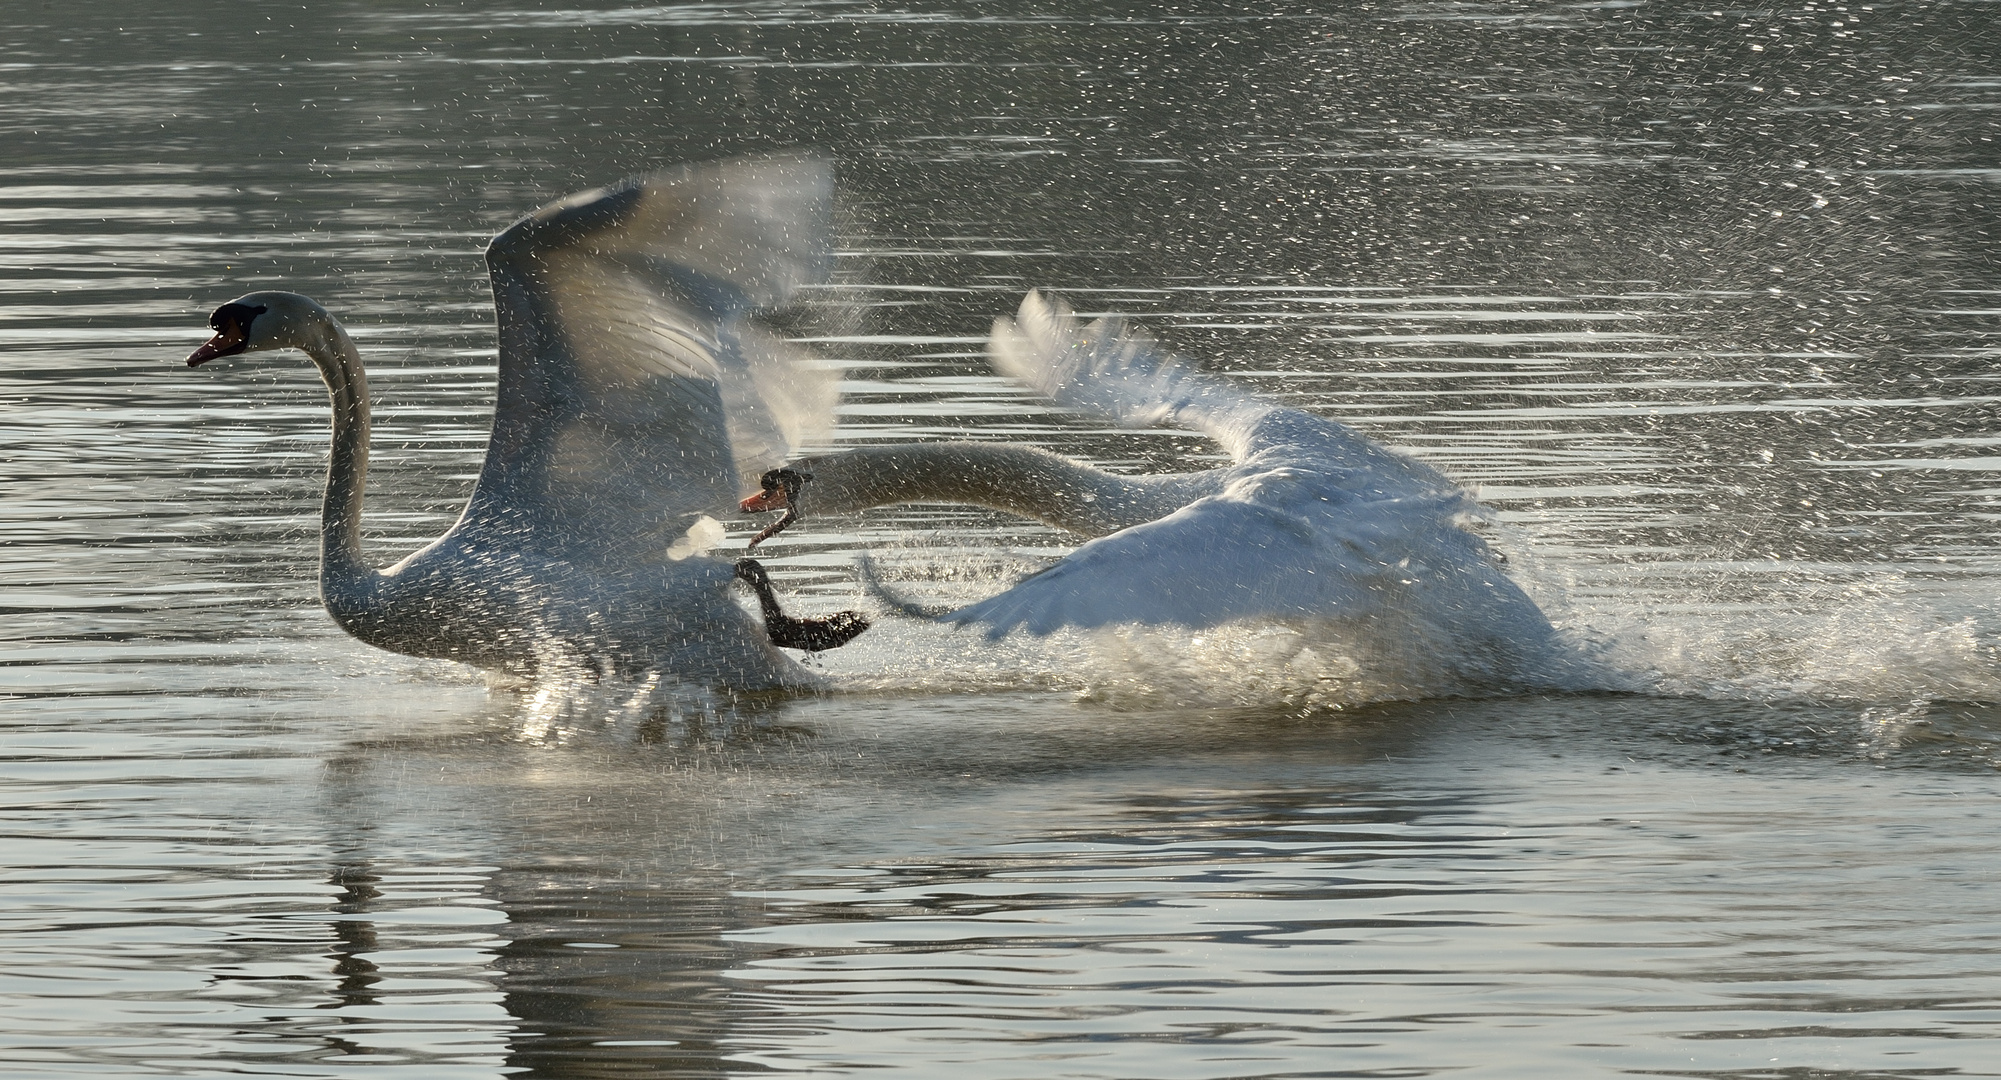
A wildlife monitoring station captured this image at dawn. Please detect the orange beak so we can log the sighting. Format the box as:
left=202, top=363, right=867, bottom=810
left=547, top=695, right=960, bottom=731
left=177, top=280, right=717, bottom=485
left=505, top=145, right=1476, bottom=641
left=187, top=321, right=247, bottom=367
left=740, top=487, right=789, bottom=513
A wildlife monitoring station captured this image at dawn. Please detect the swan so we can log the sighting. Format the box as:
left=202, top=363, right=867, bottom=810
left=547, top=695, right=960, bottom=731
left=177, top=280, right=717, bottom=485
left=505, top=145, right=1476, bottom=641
left=743, top=292, right=1562, bottom=682
left=185, top=154, right=868, bottom=688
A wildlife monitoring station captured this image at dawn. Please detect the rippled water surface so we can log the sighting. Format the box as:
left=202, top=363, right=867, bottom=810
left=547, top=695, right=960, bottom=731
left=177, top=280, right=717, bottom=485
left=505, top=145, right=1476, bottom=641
left=4, top=2, right=2000, bottom=1076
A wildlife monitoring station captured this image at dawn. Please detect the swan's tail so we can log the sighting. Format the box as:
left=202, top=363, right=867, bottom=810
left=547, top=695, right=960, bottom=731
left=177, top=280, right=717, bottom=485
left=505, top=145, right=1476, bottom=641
left=989, top=291, right=1269, bottom=456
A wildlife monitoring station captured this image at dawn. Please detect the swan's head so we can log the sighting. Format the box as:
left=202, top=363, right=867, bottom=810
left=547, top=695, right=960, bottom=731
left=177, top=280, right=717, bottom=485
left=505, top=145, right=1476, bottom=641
left=739, top=467, right=812, bottom=514
left=186, top=291, right=330, bottom=366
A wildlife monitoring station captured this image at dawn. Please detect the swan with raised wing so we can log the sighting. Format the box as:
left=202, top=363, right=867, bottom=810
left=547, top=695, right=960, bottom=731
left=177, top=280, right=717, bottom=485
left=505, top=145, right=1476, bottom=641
left=187, top=154, right=865, bottom=687
left=743, top=292, right=1562, bottom=684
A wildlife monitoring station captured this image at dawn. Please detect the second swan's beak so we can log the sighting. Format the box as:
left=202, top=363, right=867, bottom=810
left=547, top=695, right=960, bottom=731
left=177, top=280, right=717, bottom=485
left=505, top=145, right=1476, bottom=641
left=187, top=322, right=247, bottom=367
left=741, top=468, right=809, bottom=551
left=741, top=467, right=809, bottom=514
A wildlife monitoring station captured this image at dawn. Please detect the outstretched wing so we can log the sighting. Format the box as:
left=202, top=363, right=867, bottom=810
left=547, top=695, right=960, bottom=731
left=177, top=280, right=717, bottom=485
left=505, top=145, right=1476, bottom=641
left=938, top=488, right=1356, bottom=638
left=941, top=474, right=1549, bottom=646
left=989, top=291, right=1453, bottom=495
left=989, top=290, right=1270, bottom=458
left=461, top=154, right=834, bottom=562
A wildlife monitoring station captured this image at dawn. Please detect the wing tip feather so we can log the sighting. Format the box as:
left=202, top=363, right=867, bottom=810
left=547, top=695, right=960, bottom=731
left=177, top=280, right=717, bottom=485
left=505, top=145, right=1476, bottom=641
left=488, top=152, right=835, bottom=310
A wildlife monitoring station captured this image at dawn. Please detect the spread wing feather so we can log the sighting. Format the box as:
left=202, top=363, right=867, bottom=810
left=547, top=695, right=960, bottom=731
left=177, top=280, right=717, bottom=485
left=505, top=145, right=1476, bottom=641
left=989, top=291, right=1454, bottom=495
left=461, top=154, right=834, bottom=561
left=988, top=291, right=1268, bottom=459
left=720, top=323, right=839, bottom=487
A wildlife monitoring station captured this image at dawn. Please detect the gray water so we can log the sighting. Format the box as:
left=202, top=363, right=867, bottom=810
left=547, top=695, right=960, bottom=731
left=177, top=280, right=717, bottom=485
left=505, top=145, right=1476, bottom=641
left=4, top=1, right=2001, bottom=1076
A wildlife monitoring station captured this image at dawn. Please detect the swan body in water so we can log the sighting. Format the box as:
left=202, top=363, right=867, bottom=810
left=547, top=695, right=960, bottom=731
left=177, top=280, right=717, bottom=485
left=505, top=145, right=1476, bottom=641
left=747, top=292, right=1562, bottom=683
left=186, top=154, right=859, bottom=688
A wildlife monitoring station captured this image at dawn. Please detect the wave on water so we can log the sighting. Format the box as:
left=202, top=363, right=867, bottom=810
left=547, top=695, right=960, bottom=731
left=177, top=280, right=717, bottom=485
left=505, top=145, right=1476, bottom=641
left=1552, top=574, right=2001, bottom=706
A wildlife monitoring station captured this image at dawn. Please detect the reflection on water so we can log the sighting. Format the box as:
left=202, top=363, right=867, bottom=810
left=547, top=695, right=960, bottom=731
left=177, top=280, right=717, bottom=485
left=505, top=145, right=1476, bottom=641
left=3, top=0, right=2000, bottom=1077
left=10, top=692, right=1999, bottom=1077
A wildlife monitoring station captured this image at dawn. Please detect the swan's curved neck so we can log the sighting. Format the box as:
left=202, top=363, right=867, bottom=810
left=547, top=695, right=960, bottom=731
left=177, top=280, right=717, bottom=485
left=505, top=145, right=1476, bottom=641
left=293, top=316, right=383, bottom=608
left=787, top=443, right=1207, bottom=536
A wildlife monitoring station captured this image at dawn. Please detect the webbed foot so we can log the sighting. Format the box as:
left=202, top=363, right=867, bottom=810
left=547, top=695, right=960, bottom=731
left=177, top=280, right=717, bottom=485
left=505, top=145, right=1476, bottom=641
left=734, top=558, right=870, bottom=652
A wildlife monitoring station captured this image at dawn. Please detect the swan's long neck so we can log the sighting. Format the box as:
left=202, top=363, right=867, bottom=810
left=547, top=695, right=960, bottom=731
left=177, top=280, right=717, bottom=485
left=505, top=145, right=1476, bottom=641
left=294, top=316, right=384, bottom=610
left=786, top=443, right=1215, bottom=536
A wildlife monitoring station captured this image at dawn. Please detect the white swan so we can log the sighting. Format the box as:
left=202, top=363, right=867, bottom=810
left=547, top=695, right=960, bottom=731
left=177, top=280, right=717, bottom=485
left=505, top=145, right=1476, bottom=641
left=745, top=292, right=1561, bottom=682
left=186, top=154, right=862, bottom=688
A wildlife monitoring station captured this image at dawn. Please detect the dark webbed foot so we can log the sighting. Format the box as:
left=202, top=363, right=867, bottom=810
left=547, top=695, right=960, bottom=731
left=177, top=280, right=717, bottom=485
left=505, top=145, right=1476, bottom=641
left=734, top=558, right=870, bottom=652
left=763, top=607, right=871, bottom=652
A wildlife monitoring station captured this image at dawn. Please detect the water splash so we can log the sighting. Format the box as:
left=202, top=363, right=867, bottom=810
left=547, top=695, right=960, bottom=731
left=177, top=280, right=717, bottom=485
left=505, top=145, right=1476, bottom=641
left=667, top=515, right=728, bottom=561
left=1535, top=565, right=2001, bottom=705
left=514, top=667, right=734, bottom=745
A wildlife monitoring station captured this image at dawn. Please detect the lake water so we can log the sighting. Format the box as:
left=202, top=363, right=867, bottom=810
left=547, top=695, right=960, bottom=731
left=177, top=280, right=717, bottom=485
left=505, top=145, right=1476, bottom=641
left=4, top=1, right=2000, bottom=1076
